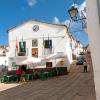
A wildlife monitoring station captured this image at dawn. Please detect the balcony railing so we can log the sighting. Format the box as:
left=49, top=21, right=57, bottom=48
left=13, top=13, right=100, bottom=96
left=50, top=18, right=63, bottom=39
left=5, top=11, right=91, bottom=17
left=18, top=52, right=26, bottom=56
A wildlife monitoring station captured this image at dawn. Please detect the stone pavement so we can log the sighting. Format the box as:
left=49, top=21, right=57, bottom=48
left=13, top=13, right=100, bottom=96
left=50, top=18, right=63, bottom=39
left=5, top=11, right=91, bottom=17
left=0, top=83, right=20, bottom=92
left=0, top=53, right=96, bottom=100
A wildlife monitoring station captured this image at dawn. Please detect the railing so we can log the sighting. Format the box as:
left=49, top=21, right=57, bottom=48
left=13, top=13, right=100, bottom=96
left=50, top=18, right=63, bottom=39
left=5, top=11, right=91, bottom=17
left=18, top=52, right=26, bottom=56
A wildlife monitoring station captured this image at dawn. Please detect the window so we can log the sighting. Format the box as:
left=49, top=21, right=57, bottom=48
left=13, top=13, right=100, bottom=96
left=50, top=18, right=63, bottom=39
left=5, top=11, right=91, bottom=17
left=18, top=42, right=26, bottom=56
left=44, top=40, right=52, bottom=48
left=19, top=42, right=26, bottom=52
left=32, top=48, right=38, bottom=57
left=32, top=39, right=38, bottom=47
left=44, top=49, right=52, bottom=55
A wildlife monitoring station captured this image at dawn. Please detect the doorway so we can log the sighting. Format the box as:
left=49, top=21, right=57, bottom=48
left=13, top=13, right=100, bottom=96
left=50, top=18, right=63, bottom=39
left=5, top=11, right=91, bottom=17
left=21, top=65, right=27, bottom=72
left=46, top=62, right=52, bottom=68
left=32, top=48, right=38, bottom=57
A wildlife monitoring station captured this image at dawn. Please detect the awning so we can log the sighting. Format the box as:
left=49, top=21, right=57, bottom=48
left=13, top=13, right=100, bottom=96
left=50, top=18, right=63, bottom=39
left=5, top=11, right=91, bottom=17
left=43, top=52, right=67, bottom=61
left=22, top=57, right=42, bottom=65
left=16, top=57, right=42, bottom=65
left=14, top=56, right=28, bottom=65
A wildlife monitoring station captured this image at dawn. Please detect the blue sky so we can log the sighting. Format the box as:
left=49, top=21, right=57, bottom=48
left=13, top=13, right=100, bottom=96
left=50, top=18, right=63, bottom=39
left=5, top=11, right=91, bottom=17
left=0, top=0, right=88, bottom=46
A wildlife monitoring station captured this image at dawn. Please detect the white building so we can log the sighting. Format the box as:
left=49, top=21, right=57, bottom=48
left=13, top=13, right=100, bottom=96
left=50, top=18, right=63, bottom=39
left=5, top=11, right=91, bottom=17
left=68, top=34, right=77, bottom=60
left=67, top=34, right=84, bottom=60
left=0, top=45, right=9, bottom=69
left=8, top=19, right=73, bottom=70
left=86, top=0, right=100, bottom=99
left=75, top=40, right=84, bottom=56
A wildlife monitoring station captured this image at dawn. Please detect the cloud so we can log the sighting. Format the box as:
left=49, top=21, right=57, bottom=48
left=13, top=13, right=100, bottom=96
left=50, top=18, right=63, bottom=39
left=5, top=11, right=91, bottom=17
left=79, top=1, right=86, bottom=17
left=52, top=17, right=70, bottom=27
left=52, top=16, right=84, bottom=33
left=52, top=16, right=88, bottom=45
left=27, top=0, right=37, bottom=7
left=72, top=3, right=79, bottom=8
left=62, top=20, right=70, bottom=26
left=52, top=17, right=60, bottom=24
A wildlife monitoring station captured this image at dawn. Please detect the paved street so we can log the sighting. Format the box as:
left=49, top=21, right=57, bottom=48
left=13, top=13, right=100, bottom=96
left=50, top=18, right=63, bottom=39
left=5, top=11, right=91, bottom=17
left=0, top=53, right=96, bottom=100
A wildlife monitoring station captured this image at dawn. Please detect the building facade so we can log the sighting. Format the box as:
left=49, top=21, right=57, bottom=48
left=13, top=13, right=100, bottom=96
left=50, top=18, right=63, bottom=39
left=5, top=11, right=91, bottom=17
left=75, top=40, right=84, bottom=56
left=0, top=45, right=9, bottom=69
left=86, top=0, right=100, bottom=99
left=8, top=20, right=73, bottom=70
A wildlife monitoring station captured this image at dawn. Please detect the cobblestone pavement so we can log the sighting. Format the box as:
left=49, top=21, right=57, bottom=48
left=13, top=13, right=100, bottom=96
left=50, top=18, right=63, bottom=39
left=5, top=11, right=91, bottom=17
left=0, top=53, right=96, bottom=100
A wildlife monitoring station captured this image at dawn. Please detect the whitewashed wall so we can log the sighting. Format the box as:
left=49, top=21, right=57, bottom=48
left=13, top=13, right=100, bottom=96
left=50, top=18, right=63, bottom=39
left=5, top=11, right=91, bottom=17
left=0, top=57, right=8, bottom=66
left=8, top=20, right=73, bottom=68
left=9, top=21, right=66, bottom=57
left=86, top=0, right=100, bottom=99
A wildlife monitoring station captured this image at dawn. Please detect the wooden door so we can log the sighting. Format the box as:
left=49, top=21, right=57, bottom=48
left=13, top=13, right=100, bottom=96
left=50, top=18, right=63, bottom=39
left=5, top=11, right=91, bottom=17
left=32, top=48, right=38, bottom=57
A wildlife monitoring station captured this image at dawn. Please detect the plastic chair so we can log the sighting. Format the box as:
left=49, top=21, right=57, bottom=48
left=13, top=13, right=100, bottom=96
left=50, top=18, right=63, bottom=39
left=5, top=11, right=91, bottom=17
left=24, top=74, right=30, bottom=81
left=48, top=72, right=53, bottom=78
left=39, top=72, right=47, bottom=80
left=12, top=75, right=18, bottom=82
left=33, top=72, right=39, bottom=80
left=51, top=70, right=57, bottom=76
left=1, top=75, right=9, bottom=82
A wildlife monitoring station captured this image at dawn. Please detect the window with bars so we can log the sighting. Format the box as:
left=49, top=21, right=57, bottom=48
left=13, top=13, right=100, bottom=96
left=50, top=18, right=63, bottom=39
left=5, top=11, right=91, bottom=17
left=44, top=40, right=52, bottom=48
left=19, top=42, right=26, bottom=52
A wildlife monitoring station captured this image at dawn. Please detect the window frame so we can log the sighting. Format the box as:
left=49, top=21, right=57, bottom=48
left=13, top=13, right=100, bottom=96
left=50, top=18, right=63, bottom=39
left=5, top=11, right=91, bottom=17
left=32, top=39, right=38, bottom=47
left=44, top=40, right=52, bottom=48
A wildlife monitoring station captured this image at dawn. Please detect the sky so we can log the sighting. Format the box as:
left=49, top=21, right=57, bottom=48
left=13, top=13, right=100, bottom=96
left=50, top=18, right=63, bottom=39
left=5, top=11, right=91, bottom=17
left=0, top=0, right=88, bottom=46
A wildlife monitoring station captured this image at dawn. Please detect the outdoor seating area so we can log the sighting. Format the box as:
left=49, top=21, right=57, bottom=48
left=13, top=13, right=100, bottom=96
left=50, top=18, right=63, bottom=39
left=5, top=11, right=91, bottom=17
left=0, top=67, right=68, bottom=83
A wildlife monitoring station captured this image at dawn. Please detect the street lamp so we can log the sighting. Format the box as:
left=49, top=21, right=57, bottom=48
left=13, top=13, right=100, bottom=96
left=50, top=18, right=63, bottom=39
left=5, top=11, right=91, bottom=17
left=68, top=5, right=87, bottom=29
left=68, top=6, right=78, bottom=21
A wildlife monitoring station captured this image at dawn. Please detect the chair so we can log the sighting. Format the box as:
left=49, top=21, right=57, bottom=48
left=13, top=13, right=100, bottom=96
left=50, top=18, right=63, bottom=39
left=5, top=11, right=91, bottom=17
left=39, top=72, right=47, bottom=80
left=48, top=72, right=53, bottom=78
left=51, top=70, right=57, bottom=76
left=24, top=74, right=30, bottom=81
left=30, top=72, right=36, bottom=80
left=1, top=75, right=9, bottom=82
left=12, top=75, right=18, bottom=82
left=33, top=71, right=40, bottom=79
left=28, top=71, right=34, bottom=80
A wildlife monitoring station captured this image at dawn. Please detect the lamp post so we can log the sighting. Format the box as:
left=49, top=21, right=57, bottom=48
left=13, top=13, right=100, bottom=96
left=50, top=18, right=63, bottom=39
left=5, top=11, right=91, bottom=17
left=68, top=6, right=78, bottom=21
left=68, top=5, right=86, bottom=28
left=67, top=1, right=87, bottom=58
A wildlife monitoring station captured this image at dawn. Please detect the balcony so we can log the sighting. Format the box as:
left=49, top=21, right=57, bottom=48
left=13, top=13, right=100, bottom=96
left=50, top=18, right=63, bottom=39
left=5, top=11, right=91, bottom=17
left=18, top=52, right=26, bottom=56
